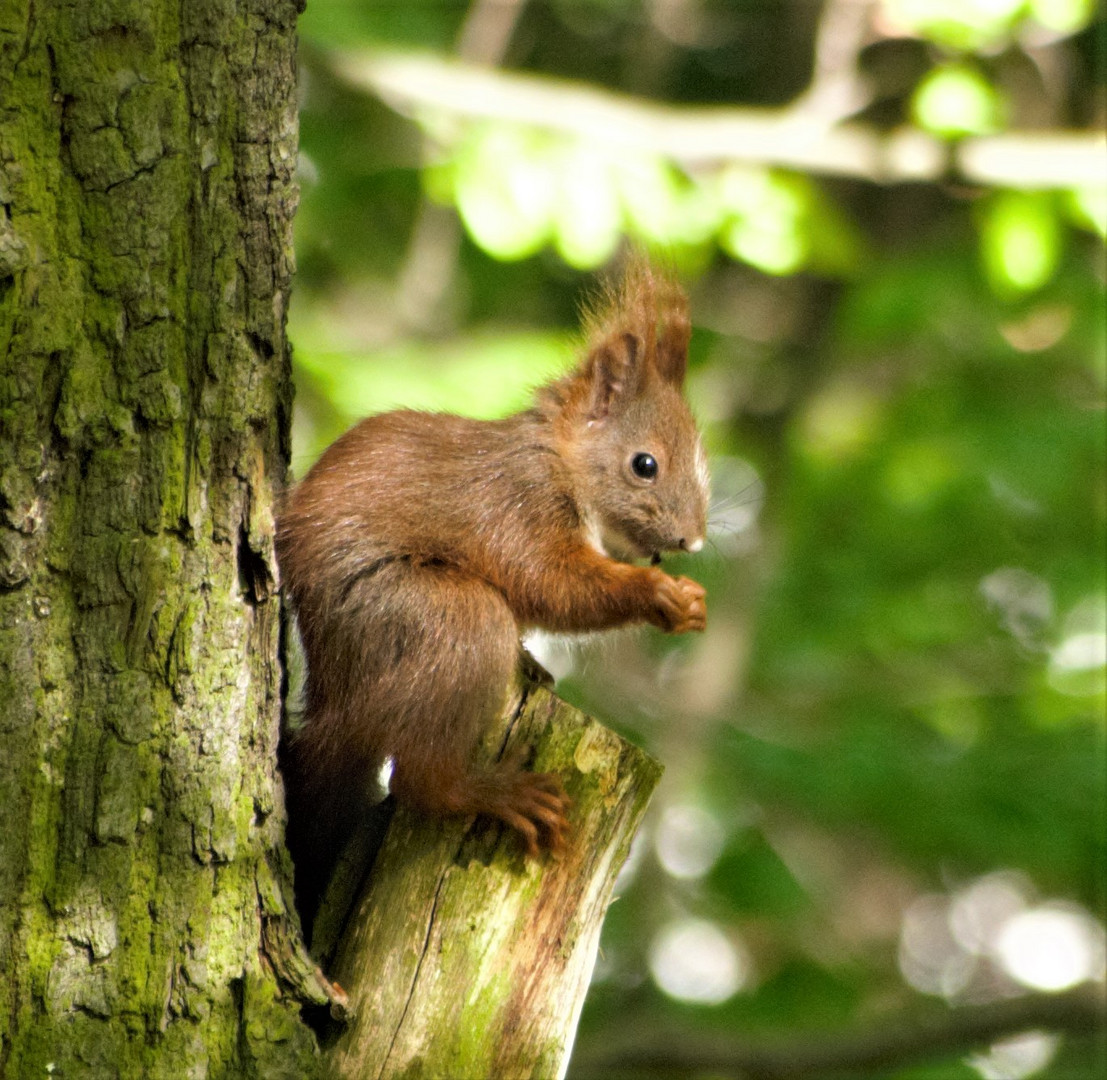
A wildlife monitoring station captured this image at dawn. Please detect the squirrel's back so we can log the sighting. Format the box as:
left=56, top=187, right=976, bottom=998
left=276, top=408, right=579, bottom=618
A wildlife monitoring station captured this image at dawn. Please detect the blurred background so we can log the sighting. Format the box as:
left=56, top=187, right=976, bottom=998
left=289, top=1, right=1106, bottom=1077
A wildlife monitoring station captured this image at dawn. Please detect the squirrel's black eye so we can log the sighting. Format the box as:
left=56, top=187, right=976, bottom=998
left=631, top=452, right=658, bottom=480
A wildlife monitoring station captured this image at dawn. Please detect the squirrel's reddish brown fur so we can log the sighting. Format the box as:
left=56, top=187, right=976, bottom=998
left=276, top=260, right=709, bottom=929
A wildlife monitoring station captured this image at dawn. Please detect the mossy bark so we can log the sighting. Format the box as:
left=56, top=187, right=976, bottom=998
left=0, top=1, right=321, bottom=1076
left=323, top=674, right=663, bottom=1080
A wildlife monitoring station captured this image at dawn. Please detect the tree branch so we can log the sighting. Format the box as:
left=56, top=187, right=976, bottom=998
left=571, top=986, right=1107, bottom=1079
left=332, top=50, right=1105, bottom=190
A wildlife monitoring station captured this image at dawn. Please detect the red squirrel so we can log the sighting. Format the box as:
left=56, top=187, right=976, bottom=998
left=276, top=260, right=708, bottom=926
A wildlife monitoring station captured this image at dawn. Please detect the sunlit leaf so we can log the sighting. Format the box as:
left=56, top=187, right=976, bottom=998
left=912, top=64, right=1004, bottom=138
left=717, top=166, right=809, bottom=275
left=722, top=217, right=807, bottom=276
left=1066, top=186, right=1107, bottom=239
left=614, top=155, right=684, bottom=242
left=615, top=155, right=720, bottom=247
left=884, top=0, right=1024, bottom=50
left=1029, top=0, right=1096, bottom=34
left=979, top=190, right=1062, bottom=295
left=552, top=141, right=622, bottom=269
left=454, top=125, right=556, bottom=261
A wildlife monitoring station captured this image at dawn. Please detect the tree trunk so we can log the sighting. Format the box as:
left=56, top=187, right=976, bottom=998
left=0, top=1, right=324, bottom=1075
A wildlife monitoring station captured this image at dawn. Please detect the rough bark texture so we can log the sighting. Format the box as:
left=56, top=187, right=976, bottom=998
left=0, top=1, right=322, bottom=1076
left=324, top=673, right=663, bottom=1080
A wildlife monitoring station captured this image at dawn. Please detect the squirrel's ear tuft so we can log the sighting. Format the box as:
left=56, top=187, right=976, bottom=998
left=570, top=255, right=690, bottom=418
left=586, top=331, right=643, bottom=421
left=654, top=305, right=690, bottom=387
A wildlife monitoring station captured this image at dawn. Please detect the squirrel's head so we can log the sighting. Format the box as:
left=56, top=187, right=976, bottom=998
left=542, top=261, right=709, bottom=563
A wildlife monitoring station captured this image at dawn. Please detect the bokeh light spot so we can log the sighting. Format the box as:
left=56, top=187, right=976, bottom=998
left=649, top=918, right=749, bottom=1004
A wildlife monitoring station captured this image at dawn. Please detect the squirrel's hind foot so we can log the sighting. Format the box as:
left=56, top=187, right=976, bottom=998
left=473, top=752, right=571, bottom=856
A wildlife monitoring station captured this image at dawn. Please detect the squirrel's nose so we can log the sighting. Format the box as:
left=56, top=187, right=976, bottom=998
left=680, top=537, right=704, bottom=553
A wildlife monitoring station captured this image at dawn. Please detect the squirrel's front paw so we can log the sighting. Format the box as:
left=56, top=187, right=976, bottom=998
left=650, top=572, right=707, bottom=634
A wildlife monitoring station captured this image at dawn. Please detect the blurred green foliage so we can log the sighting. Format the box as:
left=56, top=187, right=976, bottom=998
left=291, top=1, right=1105, bottom=1076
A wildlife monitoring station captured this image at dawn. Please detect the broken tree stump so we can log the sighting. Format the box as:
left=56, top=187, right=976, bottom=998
left=321, top=671, right=663, bottom=1080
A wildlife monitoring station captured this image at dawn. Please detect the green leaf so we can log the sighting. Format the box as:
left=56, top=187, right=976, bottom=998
left=551, top=142, right=622, bottom=269
left=912, top=64, right=1004, bottom=139
left=1066, top=186, right=1107, bottom=239
left=886, top=0, right=1024, bottom=50
left=1029, top=0, right=1096, bottom=35
left=717, top=167, right=809, bottom=275
left=454, top=125, right=556, bottom=261
left=979, top=191, right=1062, bottom=296
left=615, top=156, right=720, bottom=247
